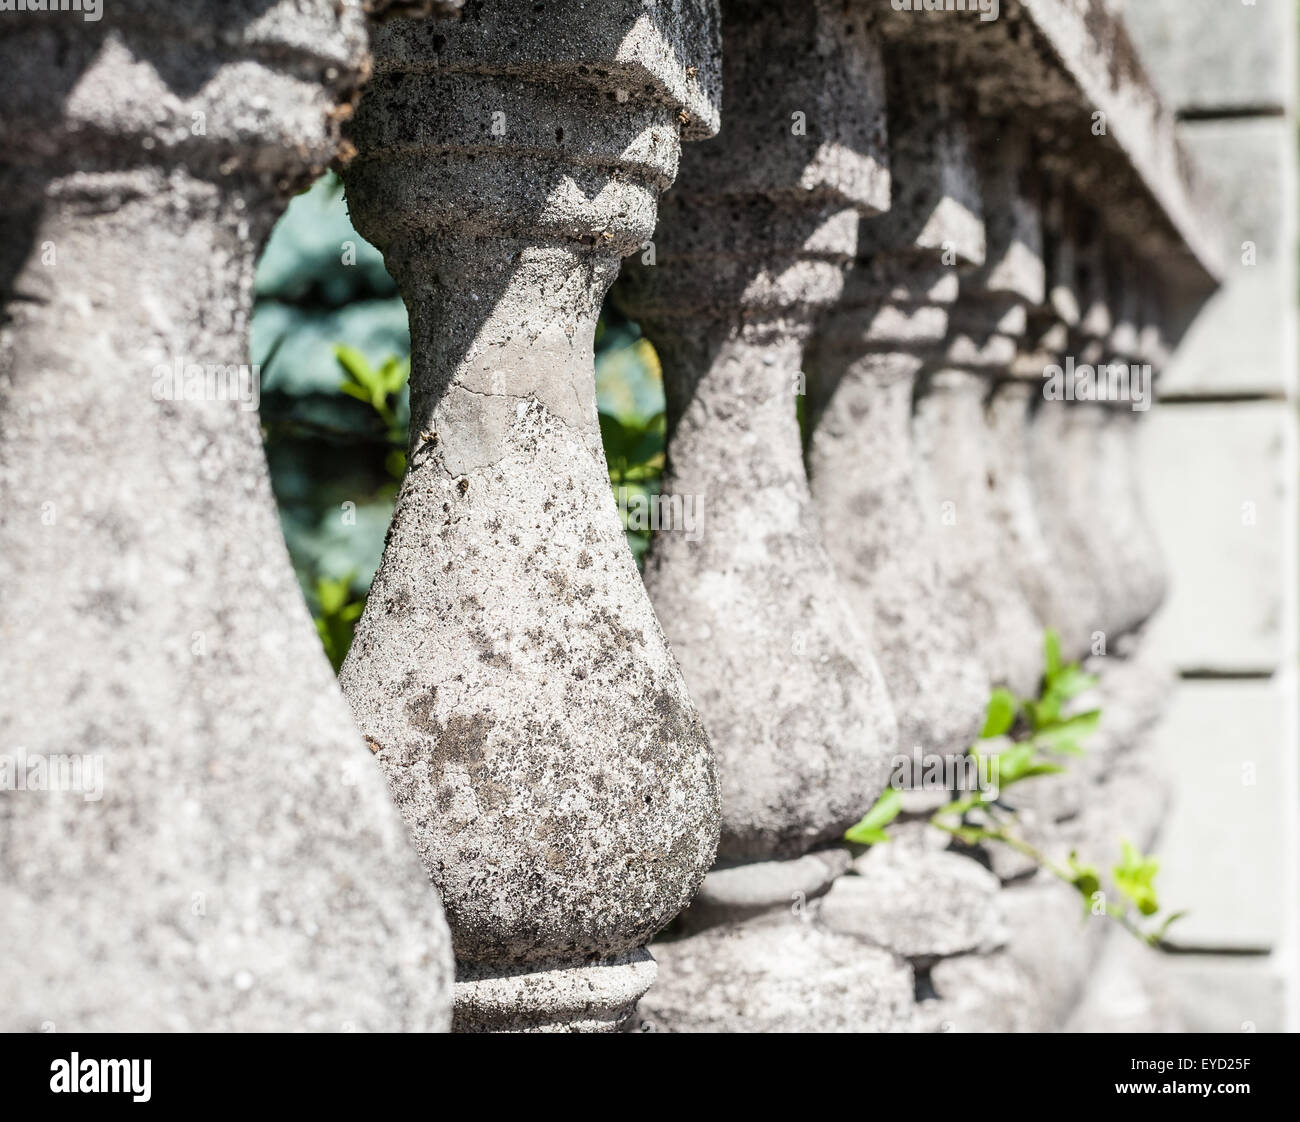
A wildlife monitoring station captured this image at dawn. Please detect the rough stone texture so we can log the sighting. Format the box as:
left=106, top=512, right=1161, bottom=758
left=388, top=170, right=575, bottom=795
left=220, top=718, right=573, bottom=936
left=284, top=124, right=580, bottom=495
left=637, top=912, right=917, bottom=1033
left=609, top=0, right=904, bottom=1034
left=614, top=0, right=895, bottom=862
left=1122, top=0, right=1294, bottom=115
left=824, top=643, right=1177, bottom=1031
left=454, top=951, right=656, bottom=1034
left=807, top=46, right=990, bottom=759
left=922, top=952, right=1036, bottom=1034
left=338, top=0, right=723, bottom=1031
left=0, top=0, right=455, bottom=1032
left=996, top=878, right=1107, bottom=1027
left=820, top=848, right=1007, bottom=960
left=1056, top=215, right=1146, bottom=646
left=1140, top=403, right=1289, bottom=674
left=1147, top=680, right=1286, bottom=952
left=681, top=848, right=851, bottom=931
left=920, top=761, right=1168, bottom=1032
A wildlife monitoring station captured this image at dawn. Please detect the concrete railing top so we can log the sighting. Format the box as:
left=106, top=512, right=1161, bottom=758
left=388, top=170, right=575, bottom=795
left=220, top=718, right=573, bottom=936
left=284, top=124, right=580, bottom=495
left=874, top=0, right=1226, bottom=305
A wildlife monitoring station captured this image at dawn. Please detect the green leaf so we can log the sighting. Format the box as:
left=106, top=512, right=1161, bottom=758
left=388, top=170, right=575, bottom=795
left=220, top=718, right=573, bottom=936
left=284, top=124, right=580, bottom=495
left=315, top=575, right=349, bottom=616
left=379, top=355, right=410, bottom=396
left=1112, top=839, right=1161, bottom=917
left=1051, top=665, right=1098, bottom=703
left=312, top=574, right=365, bottom=673
left=987, top=742, right=1034, bottom=786
left=980, top=688, right=1019, bottom=739
left=1044, top=628, right=1062, bottom=682
left=1033, top=709, right=1100, bottom=754
left=1066, top=853, right=1102, bottom=909
left=339, top=381, right=374, bottom=405
left=932, top=791, right=988, bottom=820
left=334, top=344, right=377, bottom=392
left=845, top=787, right=902, bottom=845
left=1023, top=693, right=1061, bottom=732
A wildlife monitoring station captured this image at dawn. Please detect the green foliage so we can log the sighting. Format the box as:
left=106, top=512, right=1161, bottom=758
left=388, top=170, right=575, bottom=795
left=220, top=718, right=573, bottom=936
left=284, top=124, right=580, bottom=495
left=985, top=630, right=1100, bottom=755
left=1022, top=629, right=1099, bottom=740
left=313, top=575, right=365, bottom=672
left=845, top=628, right=1187, bottom=949
left=600, top=410, right=665, bottom=484
left=1113, top=838, right=1161, bottom=917
left=594, top=324, right=667, bottom=564
left=979, top=687, right=1018, bottom=738
left=336, top=346, right=410, bottom=435
left=255, top=173, right=409, bottom=616
left=844, top=787, right=902, bottom=845
left=1067, top=853, right=1102, bottom=901
left=335, top=345, right=410, bottom=467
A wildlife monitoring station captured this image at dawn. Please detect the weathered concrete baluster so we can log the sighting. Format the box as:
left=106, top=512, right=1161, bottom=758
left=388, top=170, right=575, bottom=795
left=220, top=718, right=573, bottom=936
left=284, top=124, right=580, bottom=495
left=617, top=0, right=895, bottom=872
left=807, top=44, right=990, bottom=760
left=337, top=1, right=723, bottom=1032
left=914, top=126, right=1045, bottom=697
left=1027, top=189, right=1109, bottom=660
left=1130, top=274, right=1172, bottom=627
left=611, top=0, right=915, bottom=1034
left=1072, top=260, right=1174, bottom=769
left=986, top=176, right=1096, bottom=657
left=1066, top=210, right=1136, bottom=643
left=1095, top=244, right=1167, bottom=636
left=0, top=1, right=455, bottom=1031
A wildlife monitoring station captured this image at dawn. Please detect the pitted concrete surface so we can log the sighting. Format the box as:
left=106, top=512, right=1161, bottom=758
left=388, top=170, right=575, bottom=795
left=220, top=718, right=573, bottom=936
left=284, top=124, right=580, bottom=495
left=0, top=1, right=454, bottom=1032
left=340, top=0, right=723, bottom=1030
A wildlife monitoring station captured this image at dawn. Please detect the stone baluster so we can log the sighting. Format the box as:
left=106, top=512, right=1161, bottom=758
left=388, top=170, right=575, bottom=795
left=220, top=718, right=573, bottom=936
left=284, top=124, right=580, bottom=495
left=1062, top=205, right=1134, bottom=645
left=806, top=42, right=990, bottom=762
left=336, top=0, right=723, bottom=1033
left=1072, top=258, right=1174, bottom=771
left=608, top=0, right=914, bottom=1034
left=1096, top=242, right=1168, bottom=637
left=1131, top=273, right=1174, bottom=638
left=913, top=124, right=1046, bottom=698
left=1027, top=187, right=1109, bottom=661
left=616, top=0, right=894, bottom=872
left=984, top=171, right=1095, bottom=658
left=0, top=0, right=456, bottom=1031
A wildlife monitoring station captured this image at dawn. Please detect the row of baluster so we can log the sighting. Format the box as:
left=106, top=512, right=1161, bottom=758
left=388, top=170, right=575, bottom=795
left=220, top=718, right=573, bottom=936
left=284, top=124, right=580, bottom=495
left=0, top=0, right=1181, bottom=1032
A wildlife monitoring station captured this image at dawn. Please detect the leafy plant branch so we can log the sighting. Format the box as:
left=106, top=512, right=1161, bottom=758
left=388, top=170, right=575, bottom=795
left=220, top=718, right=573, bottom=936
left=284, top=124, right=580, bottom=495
left=845, top=629, right=1186, bottom=948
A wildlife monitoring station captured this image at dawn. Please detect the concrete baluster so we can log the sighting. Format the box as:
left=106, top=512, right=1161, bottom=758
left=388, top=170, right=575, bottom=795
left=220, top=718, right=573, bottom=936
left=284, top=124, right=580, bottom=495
left=914, top=124, right=1046, bottom=697
left=807, top=42, right=991, bottom=761
left=613, top=0, right=916, bottom=1033
left=337, top=0, right=725, bottom=1032
left=0, top=0, right=455, bottom=1032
